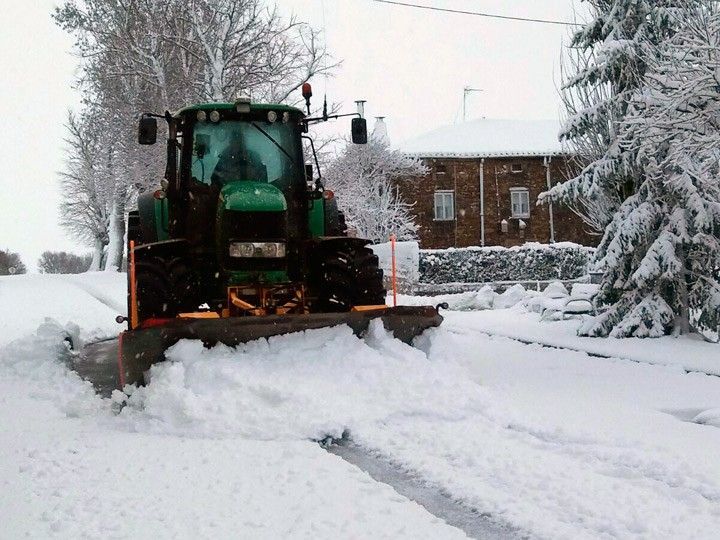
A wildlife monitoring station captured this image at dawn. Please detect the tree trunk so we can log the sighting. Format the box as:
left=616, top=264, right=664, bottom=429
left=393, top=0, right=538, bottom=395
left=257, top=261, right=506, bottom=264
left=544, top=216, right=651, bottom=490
left=89, top=237, right=105, bottom=271
left=673, top=254, right=691, bottom=336
left=104, top=187, right=126, bottom=271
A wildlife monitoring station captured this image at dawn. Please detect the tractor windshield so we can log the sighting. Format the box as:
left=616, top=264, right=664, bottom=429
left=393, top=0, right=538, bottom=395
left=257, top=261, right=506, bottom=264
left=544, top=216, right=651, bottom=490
left=190, top=119, right=302, bottom=190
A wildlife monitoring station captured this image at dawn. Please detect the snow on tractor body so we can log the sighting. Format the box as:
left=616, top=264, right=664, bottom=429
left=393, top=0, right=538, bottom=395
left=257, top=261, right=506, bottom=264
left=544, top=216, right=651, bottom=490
left=117, top=90, right=442, bottom=386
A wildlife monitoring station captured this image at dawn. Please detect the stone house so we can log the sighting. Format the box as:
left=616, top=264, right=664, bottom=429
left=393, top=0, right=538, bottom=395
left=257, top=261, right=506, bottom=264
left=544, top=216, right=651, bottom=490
left=395, top=118, right=596, bottom=249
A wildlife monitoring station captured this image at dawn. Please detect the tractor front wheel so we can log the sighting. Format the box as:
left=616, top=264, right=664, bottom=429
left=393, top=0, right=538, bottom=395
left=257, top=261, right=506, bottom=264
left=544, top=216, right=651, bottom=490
left=133, top=254, right=200, bottom=322
left=310, top=242, right=386, bottom=312
left=135, top=256, right=173, bottom=320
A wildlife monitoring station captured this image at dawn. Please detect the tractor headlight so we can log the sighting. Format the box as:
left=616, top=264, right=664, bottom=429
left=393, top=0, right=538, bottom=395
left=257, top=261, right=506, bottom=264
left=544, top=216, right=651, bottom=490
left=229, top=242, right=286, bottom=258
left=229, top=242, right=255, bottom=258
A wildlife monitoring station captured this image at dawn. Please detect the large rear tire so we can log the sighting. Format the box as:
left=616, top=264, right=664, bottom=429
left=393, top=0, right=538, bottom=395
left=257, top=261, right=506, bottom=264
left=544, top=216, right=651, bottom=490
left=309, top=242, right=386, bottom=313
left=167, top=256, right=200, bottom=313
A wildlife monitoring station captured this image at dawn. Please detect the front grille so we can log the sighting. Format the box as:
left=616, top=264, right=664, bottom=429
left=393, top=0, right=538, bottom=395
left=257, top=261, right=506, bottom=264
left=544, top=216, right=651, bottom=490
left=221, top=210, right=288, bottom=271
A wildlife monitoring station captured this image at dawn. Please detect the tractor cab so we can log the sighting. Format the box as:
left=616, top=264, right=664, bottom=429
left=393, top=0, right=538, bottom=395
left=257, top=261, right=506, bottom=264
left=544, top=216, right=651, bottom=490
left=140, top=101, right=308, bottom=253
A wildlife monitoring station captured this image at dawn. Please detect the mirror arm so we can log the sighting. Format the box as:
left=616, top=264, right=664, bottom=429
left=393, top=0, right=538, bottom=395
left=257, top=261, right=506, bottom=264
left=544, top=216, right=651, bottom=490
left=141, top=111, right=166, bottom=120
left=303, top=111, right=360, bottom=126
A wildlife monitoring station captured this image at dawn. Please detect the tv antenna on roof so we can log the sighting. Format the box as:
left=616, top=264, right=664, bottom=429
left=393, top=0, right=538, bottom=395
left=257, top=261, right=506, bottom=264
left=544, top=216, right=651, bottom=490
left=463, top=87, right=483, bottom=122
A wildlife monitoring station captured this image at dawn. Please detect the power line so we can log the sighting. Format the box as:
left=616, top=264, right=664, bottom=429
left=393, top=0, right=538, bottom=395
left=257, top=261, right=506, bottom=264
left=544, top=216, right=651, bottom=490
left=370, top=0, right=580, bottom=27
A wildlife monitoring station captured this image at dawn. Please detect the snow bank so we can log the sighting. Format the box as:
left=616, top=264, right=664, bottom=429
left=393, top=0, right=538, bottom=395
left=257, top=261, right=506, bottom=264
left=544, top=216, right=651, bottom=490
left=494, top=283, right=530, bottom=309
left=371, top=241, right=419, bottom=293
left=1, top=328, right=463, bottom=539
left=395, top=286, right=497, bottom=311
left=420, top=242, right=593, bottom=284
left=0, top=273, right=123, bottom=346
left=0, top=319, right=106, bottom=418
left=397, top=281, right=599, bottom=313
left=692, top=408, right=720, bottom=428
left=395, top=283, right=532, bottom=311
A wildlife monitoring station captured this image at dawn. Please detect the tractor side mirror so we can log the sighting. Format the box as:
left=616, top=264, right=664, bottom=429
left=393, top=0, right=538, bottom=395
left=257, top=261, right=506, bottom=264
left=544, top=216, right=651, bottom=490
left=138, top=116, right=157, bottom=145
left=305, top=164, right=313, bottom=183
left=351, top=117, right=368, bottom=144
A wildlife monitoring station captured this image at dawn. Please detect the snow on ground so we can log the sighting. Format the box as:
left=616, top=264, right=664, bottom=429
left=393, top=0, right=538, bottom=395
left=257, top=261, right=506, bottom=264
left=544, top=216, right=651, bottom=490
left=407, top=325, right=720, bottom=538
left=397, top=282, right=719, bottom=376
left=0, top=275, right=466, bottom=539
left=2, top=272, right=720, bottom=538
left=444, top=307, right=720, bottom=376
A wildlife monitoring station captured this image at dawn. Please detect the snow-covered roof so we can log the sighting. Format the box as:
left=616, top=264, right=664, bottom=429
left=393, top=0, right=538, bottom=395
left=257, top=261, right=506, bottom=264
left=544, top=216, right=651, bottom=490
left=398, top=118, right=565, bottom=159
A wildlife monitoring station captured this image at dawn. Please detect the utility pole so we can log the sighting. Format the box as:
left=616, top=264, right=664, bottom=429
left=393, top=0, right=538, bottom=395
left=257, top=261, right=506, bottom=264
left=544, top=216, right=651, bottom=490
left=462, top=87, right=483, bottom=122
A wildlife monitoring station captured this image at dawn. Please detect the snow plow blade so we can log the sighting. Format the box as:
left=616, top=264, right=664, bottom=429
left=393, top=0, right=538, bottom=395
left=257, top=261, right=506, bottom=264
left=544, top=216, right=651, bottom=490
left=118, top=306, right=443, bottom=387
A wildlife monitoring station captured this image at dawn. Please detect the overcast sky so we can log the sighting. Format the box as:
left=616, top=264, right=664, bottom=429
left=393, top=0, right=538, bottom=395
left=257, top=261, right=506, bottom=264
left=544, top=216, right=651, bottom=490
left=0, top=0, right=584, bottom=271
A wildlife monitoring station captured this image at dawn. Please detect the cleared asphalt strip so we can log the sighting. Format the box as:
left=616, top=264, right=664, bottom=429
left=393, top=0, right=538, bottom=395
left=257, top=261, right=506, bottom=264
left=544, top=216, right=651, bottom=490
left=324, top=436, right=522, bottom=540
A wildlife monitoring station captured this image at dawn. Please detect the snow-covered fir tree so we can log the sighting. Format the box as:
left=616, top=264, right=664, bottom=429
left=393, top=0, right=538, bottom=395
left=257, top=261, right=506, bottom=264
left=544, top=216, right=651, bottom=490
left=540, top=0, right=720, bottom=338
left=324, top=126, right=427, bottom=244
left=580, top=4, right=720, bottom=338
left=542, top=0, right=693, bottom=231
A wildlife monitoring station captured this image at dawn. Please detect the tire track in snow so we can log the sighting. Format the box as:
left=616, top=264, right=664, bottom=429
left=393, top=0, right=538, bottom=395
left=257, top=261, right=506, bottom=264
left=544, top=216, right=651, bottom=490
left=323, top=436, right=522, bottom=540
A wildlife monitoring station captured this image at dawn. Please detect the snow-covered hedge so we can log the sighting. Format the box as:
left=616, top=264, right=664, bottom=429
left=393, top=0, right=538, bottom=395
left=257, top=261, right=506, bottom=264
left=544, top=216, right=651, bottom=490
left=420, top=242, right=594, bottom=284
left=396, top=282, right=599, bottom=314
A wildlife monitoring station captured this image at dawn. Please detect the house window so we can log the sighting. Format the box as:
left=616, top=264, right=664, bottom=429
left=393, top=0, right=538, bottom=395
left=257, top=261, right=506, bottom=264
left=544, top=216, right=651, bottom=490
left=434, top=191, right=455, bottom=221
left=511, top=163, right=523, bottom=173
left=510, top=188, right=530, bottom=218
left=435, top=163, right=447, bottom=175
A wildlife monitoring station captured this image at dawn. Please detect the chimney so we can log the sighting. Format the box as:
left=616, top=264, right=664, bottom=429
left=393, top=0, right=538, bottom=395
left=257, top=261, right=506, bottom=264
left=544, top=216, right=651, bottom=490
left=372, top=116, right=389, bottom=144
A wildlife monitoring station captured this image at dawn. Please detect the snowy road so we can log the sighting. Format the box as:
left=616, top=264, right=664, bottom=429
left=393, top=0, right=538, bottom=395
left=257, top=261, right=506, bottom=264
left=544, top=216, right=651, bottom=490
left=2, top=273, right=720, bottom=538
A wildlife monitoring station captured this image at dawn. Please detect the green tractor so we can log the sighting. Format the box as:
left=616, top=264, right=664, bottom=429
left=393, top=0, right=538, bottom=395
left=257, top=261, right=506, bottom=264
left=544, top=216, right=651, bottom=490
left=117, top=86, right=442, bottom=386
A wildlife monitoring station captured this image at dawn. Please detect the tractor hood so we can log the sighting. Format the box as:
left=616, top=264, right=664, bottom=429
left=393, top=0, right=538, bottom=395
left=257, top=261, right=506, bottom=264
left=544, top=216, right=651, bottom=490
left=219, top=182, right=287, bottom=212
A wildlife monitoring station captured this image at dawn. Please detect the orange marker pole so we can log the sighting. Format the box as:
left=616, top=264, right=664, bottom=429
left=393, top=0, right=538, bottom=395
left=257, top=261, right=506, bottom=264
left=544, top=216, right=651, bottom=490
left=390, top=234, right=398, bottom=307
left=129, top=240, right=139, bottom=329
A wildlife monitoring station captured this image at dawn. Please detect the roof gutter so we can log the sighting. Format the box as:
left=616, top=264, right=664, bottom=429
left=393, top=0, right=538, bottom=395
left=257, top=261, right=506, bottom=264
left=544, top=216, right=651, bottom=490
left=403, top=151, right=568, bottom=159
left=543, top=156, right=555, bottom=243
left=479, top=158, right=485, bottom=247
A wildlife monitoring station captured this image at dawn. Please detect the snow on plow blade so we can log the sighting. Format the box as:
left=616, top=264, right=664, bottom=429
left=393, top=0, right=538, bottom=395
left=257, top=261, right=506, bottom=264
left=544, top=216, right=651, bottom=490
left=119, top=306, right=443, bottom=387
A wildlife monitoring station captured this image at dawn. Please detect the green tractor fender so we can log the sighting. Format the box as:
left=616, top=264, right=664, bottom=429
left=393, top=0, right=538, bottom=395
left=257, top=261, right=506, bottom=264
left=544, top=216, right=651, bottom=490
left=137, top=191, right=170, bottom=243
